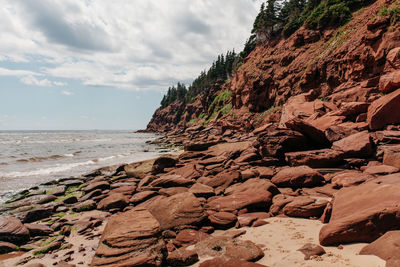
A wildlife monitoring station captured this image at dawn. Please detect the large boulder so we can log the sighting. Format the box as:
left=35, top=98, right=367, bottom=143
left=285, top=118, right=330, bottom=147
left=359, top=231, right=400, bottom=265
left=151, top=155, right=176, bottom=174
left=0, top=217, right=30, bottom=244
left=285, top=149, right=345, bottom=168
left=97, top=193, right=129, bottom=211
left=147, top=192, right=206, bottom=230
left=319, top=181, right=400, bottom=245
left=379, top=71, right=400, bottom=93
left=283, top=196, right=328, bottom=218
left=367, top=89, right=400, bottom=130
left=225, top=178, right=279, bottom=196
left=332, top=131, right=373, bottom=158
left=206, top=189, right=273, bottom=213
left=271, top=166, right=324, bottom=188
left=383, top=145, right=400, bottom=169
left=149, top=175, right=194, bottom=188
left=124, top=159, right=155, bottom=178
left=257, top=129, right=308, bottom=158
left=91, top=208, right=165, bottom=266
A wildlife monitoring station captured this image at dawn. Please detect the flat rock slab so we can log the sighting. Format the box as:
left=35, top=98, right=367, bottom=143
left=285, top=149, right=345, bottom=168
left=206, top=189, right=273, bottom=213
left=272, top=166, right=324, bottom=188
left=147, top=192, right=206, bottom=230
left=91, top=208, right=165, bottom=266
left=319, top=181, right=400, bottom=245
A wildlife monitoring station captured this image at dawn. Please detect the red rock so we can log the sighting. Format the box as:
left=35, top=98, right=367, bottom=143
left=319, top=182, right=400, bottom=245
left=151, top=155, right=176, bottom=174
left=209, top=212, right=237, bottom=228
left=124, top=159, right=155, bottom=178
left=184, top=141, right=219, bottom=151
left=198, top=171, right=240, bottom=194
left=0, top=241, right=17, bottom=253
left=168, top=164, right=201, bottom=180
left=166, top=247, right=199, bottom=266
left=80, top=189, right=102, bottom=202
left=149, top=175, right=194, bottom=188
left=254, top=167, right=274, bottom=178
left=367, top=89, right=400, bottom=130
left=379, top=71, right=400, bottom=93
left=258, top=129, right=308, bottom=158
left=189, top=183, right=215, bottom=198
left=159, top=187, right=188, bottom=196
left=147, top=192, right=206, bottom=230
left=269, top=195, right=295, bottom=216
left=297, top=243, right=326, bottom=260
left=383, top=145, right=400, bottom=169
left=207, top=189, right=272, bottom=213
left=308, top=114, right=345, bottom=131
left=0, top=217, right=29, bottom=244
left=283, top=196, right=328, bottom=218
left=241, top=169, right=258, bottom=179
left=225, top=178, right=279, bottom=196
left=175, top=229, right=210, bottom=247
left=279, top=93, right=316, bottom=126
left=24, top=223, right=53, bottom=237
left=129, top=191, right=158, bottom=205
left=335, top=102, right=369, bottom=117
left=97, top=193, right=129, bottom=210
left=364, top=164, right=399, bottom=175
left=199, top=156, right=226, bottom=166
left=285, top=117, right=330, bottom=147
left=237, top=212, right=270, bottom=227
left=108, top=185, right=136, bottom=196
left=91, top=208, right=165, bottom=266
left=359, top=231, right=400, bottom=263
left=330, top=170, right=375, bottom=188
left=72, top=200, right=96, bottom=212
left=332, top=131, right=373, bottom=158
left=386, top=47, right=400, bottom=70
left=272, top=166, right=324, bottom=188
left=82, top=181, right=110, bottom=193
left=285, top=149, right=345, bottom=168
left=195, top=236, right=264, bottom=262
left=200, top=258, right=268, bottom=267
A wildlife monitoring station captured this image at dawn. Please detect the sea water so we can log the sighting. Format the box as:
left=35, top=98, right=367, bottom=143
left=0, top=130, right=163, bottom=204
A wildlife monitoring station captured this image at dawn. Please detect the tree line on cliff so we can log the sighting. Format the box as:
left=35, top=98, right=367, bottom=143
left=158, top=0, right=376, bottom=110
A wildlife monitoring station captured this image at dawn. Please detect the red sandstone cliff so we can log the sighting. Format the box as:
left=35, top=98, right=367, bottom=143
left=146, top=0, right=400, bottom=133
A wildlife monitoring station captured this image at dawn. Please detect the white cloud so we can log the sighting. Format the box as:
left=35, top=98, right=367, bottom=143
left=61, top=90, right=73, bottom=96
left=53, top=81, right=67, bottom=86
left=20, top=75, right=52, bottom=86
left=0, top=67, right=42, bottom=77
left=0, top=0, right=263, bottom=91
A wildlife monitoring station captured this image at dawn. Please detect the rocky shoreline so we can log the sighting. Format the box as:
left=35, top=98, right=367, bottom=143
left=1, top=86, right=400, bottom=266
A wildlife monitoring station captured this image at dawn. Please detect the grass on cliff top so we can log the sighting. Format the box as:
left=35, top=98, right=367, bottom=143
left=378, top=1, right=400, bottom=25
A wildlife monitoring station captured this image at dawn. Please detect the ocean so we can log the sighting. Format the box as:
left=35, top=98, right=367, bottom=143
left=0, top=130, right=164, bottom=204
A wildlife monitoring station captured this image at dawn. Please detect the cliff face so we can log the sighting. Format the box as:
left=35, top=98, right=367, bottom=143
left=146, top=0, right=400, bottom=133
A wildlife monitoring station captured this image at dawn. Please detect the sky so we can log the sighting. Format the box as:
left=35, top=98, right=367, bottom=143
left=0, top=0, right=263, bottom=130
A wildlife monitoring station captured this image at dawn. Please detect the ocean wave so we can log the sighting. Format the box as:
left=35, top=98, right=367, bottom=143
left=0, top=160, right=96, bottom=178
left=16, top=154, right=72, bottom=163
left=0, top=138, right=112, bottom=145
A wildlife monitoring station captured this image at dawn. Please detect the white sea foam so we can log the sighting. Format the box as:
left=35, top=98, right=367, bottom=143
left=0, top=160, right=96, bottom=178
